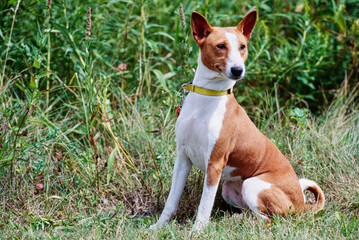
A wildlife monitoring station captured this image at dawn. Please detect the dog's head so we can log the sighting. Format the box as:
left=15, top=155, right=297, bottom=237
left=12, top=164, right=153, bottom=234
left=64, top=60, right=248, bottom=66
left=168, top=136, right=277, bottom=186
left=191, top=10, right=257, bottom=80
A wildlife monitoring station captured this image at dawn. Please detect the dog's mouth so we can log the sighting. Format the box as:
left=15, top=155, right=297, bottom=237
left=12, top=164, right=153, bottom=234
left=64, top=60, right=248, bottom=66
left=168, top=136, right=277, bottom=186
left=215, top=65, right=228, bottom=78
left=229, top=75, right=244, bottom=81
left=215, top=64, right=223, bottom=73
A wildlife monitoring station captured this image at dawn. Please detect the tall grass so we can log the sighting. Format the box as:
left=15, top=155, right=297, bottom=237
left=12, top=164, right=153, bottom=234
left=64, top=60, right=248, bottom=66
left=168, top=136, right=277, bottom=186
left=0, top=0, right=358, bottom=238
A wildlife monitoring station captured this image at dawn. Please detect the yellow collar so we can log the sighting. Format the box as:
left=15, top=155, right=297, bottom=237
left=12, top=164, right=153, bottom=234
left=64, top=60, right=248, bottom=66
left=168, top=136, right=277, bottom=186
left=185, top=84, right=233, bottom=96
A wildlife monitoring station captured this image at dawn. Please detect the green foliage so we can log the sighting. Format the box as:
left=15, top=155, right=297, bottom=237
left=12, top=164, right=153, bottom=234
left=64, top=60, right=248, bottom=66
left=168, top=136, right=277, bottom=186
left=0, top=0, right=358, bottom=238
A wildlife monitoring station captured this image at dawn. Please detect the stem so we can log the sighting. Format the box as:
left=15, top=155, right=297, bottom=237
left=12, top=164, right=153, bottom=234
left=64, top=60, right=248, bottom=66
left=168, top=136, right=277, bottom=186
left=121, top=4, right=133, bottom=92
left=1, top=0, right=21, bottom=89
left=148, top=141, right=163, bottom=205
left=274, top=82, right=281, bottom=121
left=296, top=28, right=308, bottom=61
left=46, top=32, right=51, bottom=111
left=138, top=0, right=149, bottom=95
left=90, top=131, right=100, bottom=197
left=10, top=95, right=32, bottom=186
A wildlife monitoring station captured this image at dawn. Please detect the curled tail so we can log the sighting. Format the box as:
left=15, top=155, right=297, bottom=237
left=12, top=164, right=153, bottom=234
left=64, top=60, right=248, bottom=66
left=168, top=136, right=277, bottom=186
left=299, top=178, right=325, bottom=212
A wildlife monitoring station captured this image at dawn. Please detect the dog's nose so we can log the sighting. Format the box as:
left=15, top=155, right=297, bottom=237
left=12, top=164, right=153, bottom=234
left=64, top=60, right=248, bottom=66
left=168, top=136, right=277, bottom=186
left=231, top=66, right=243, bottom=78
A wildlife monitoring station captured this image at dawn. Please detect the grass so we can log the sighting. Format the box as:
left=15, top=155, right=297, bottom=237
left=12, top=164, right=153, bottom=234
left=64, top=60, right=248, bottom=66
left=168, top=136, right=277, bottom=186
left=1, top=0, right=359, bottom=239
left=1, top=92, right=358, bottom=239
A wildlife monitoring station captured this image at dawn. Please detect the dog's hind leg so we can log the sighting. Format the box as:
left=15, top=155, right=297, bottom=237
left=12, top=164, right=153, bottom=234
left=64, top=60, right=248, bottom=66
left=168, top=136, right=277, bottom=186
left=241, top=177, right=272, bottom=219
left=149, top=153, right=192, bottom=230
left=241, top=177, right=293, bottom=218
left=222, top=180, right=248, bottom=209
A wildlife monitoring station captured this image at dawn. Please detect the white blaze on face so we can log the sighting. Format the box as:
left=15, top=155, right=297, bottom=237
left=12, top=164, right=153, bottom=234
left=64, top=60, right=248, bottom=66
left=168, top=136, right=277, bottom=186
left=225, top=32, right=246, bottom=79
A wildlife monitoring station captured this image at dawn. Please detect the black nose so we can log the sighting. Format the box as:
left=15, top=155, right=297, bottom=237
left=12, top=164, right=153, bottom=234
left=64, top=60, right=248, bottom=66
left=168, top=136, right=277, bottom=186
left=231, top=66, right=243, bottom=78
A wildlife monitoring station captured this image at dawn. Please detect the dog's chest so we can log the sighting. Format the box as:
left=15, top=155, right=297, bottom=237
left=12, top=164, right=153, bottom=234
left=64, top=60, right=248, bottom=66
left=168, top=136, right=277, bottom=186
left=175, top=93, right=228, bottom=171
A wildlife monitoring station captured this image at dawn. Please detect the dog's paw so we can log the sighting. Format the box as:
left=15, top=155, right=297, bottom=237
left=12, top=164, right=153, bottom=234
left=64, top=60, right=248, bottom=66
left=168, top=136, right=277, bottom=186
left=148, top=223, right=160, bottom=231
left=190, top=223, right=206, bottom=237
left=149, top=221, right=166, bottom=231
left=191, top=220, right=207, bottom=232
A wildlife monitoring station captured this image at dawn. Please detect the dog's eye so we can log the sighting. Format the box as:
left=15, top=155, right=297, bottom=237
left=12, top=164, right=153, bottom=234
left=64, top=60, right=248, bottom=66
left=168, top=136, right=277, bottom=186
left=240, top=44, right=246, bottom=50
left=217, top=44, right=226, bottom=49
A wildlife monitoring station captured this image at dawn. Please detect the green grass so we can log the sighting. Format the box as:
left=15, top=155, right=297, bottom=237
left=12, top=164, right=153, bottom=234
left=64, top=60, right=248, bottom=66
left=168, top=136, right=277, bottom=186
left=1, top=0, right=359, bottom=239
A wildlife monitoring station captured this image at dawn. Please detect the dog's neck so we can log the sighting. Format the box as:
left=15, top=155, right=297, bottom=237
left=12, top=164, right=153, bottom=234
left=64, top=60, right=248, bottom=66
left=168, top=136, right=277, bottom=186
left=192, top=53, right=237, bottom=91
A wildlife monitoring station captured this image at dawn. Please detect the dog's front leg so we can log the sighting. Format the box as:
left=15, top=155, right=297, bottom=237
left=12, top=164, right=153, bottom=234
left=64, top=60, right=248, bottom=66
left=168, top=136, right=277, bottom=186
left=192, top=162, right=222, bottom=231
left=149, top=153, right=192, bottom=230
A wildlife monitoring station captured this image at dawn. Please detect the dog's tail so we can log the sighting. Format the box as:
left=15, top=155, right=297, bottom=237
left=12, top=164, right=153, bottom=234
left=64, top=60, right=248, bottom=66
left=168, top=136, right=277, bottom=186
left=299, top=178, right=325, bottom=212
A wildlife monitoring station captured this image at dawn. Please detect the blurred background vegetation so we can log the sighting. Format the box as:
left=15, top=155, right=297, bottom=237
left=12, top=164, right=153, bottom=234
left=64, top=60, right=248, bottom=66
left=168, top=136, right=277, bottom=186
left=0, top=0, right=358, bottom=238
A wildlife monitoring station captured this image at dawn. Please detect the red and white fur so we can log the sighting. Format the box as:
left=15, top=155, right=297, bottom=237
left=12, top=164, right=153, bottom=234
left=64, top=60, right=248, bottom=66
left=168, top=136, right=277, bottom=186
left=150, top=10, right=325, bottom=231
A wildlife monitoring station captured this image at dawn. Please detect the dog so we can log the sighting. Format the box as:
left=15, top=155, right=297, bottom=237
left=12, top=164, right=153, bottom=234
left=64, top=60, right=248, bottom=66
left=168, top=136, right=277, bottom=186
left=150, top=10, right=325, bottom=231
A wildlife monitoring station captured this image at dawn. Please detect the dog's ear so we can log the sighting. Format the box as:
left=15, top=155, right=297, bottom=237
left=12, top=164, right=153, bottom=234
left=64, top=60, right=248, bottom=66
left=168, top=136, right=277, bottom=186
left=191, top=11, right=212, bottom=46
left=237, top=10, right=257, bottom=40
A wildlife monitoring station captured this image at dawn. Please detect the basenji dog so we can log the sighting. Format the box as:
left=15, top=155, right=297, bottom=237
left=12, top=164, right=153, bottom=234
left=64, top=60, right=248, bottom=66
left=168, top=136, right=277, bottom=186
left=150, top=10, right=325, bottom=231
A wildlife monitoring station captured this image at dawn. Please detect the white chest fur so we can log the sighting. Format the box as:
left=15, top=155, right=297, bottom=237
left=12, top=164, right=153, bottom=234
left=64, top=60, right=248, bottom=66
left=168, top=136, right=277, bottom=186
left=175, top=92, right=228, bottom=171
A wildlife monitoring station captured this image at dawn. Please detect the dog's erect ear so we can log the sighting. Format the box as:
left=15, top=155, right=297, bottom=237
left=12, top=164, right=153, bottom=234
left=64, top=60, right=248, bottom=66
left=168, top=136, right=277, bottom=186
left=191, top=11, right=212, bottom=46
left=237, top=10, right=257, bottom=40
